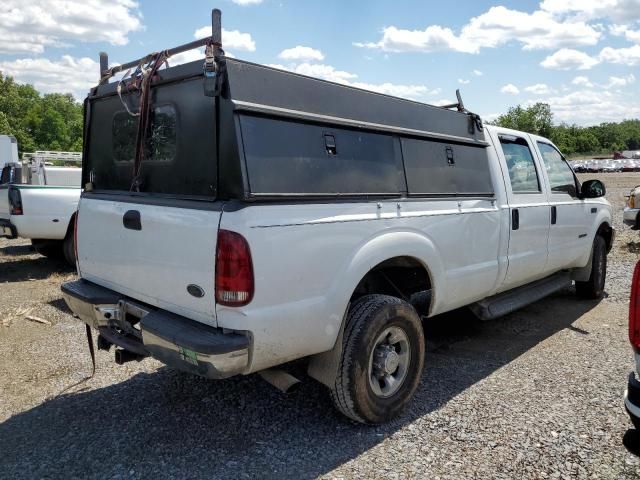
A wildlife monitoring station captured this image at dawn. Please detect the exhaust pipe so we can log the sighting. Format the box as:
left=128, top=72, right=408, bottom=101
left=259, top=369, right=301, bottom=393
left=114, top=349, right=144, bottom=365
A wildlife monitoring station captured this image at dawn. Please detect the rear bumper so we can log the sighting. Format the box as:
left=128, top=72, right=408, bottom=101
left=61, top=279, right=250, bottom=379
left=0, top=218, right=17, bottom=239
left=624, top=208, right=640, bottom=229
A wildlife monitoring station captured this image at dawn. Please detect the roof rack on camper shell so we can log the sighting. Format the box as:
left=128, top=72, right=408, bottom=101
left=92, top=8, right=484, bottom=142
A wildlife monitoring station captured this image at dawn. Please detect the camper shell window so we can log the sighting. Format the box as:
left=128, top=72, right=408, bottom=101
left=84, top=76, right=216, bottom=197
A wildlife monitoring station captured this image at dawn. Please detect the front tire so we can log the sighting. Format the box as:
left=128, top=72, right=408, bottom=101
left=576, top=235, right=607, bottom=299
left=330, top=294, right=425, bottom=424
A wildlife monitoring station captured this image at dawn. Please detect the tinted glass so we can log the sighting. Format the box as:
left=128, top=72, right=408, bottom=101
left=112, top=106, right=177, bottom=163
left=402, top=138, right=493, bottom=195
left=240, top=115, right=405, bottom=195
left=499, top=136, right=540, bottom=193
left=537, top=142, right=577, bottom=196
left=0, top=166, right=10, bottom=184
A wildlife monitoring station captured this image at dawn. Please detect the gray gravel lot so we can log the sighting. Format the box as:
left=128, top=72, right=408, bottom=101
left=1, top=173, right=640, bottom=479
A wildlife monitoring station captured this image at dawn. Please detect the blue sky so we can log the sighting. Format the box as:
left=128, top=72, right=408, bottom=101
left=1, top=0, right=639, bottom=125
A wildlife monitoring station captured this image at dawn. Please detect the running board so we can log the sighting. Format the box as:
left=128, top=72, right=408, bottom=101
left=469, top=272, right=572, bottom=321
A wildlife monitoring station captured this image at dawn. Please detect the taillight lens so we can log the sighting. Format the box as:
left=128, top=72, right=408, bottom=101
left=630, top=261, right=640, bottom=351
left=8, top=188, right=22, bottom=215
left=215, top=230, right=254, bottom=306
left=631, top=195, right=636, bottom=209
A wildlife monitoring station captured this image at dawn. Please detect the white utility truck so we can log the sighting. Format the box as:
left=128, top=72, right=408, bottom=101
left=0, top=150, right=81, bottom=265
left=62, top=10, right=613, bottom=423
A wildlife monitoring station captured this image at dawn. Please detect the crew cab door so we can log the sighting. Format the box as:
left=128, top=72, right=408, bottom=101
left=532, top=138, right=591, bottom=271
left=493, top=131, right=550, bottom=289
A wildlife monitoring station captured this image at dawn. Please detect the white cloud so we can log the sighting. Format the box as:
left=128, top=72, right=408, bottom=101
left=609, top=24, right=640, bottom=42
left=433, top=99, right=456, bottom=107
left=501, top=83, right=520, bottom=95
left=524, top=83, right=554, bottom=95
left=473, top=69, right=483, bottom=76
left=278, top=46, right=324, bottom=62
left=267, top=62, right=430, bottom=100
left=532, top=89, right=640, bottom=124
left=354, top=6, right=601, bottom=54
left=350, top=81, right=429, bottom=99
left=458, top=78, right=470, bottom=85
left=0, top=0, right=142, bottom=54
left=170, top=49, right=205, bottom=66
left=231, top=0, right=263, bottom=5
left=540, top=48, right=599, bottom=70
left=0, top=55, right=98, bottom=100
left=194, top=26, right=256, bottom=51
left=598, top=44, right=640, bottom=66
left=572, top=76, right=594, bottom=87
left=605, top=73, right=636, bottom=88
left=540, top=0, right=640, bottom=23
left=353, top=25, right=475, bottom=53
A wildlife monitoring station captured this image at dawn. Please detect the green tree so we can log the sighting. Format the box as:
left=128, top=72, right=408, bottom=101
left=492, top=102, right=554, bottom=138
left=0, top=72, right=83, bottom=156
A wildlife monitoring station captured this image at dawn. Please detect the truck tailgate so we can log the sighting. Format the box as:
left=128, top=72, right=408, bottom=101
left=77, top=196, right=222, bottom=326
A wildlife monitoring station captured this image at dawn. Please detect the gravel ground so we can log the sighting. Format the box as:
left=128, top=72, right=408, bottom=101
left=1, top=173, right=640, bottom=479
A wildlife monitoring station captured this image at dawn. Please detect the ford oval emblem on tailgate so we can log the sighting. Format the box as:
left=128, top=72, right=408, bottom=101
left=187, top=284, right=205, bottom=298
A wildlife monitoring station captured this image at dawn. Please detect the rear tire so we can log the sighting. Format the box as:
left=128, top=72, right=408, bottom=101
left=31, top=239, right=63, bottom=259
left=330, top=294, right=425, bottom=424
left=576, top=235, right=607, bottom=299
left=62, top=229, right=75, bottom=267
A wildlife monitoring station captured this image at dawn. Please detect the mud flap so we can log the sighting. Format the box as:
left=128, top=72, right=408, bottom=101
left=307, top=309, right=348, bottom=388
left=86, top=324, right=96, bottom=378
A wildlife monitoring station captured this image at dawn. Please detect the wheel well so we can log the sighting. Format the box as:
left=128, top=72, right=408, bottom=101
left=65, top=211, right=77, bottom=238
left=350, top=256, right=432, bottom=314
left=597, top=222, right=613, bottom=252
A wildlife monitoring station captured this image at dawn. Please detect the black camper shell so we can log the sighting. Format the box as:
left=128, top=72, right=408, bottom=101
left=82, top=12, right=493, bottom=205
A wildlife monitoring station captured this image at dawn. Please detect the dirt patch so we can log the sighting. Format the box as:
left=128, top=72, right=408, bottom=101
left=0, top=174, right=639, bottom=479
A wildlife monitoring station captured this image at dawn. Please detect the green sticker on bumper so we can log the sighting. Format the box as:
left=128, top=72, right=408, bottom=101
left=179, top=346, right=198, bottom=366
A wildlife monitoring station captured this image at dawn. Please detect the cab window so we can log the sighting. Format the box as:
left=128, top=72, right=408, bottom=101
left=537, top=142, right=577, bottom=197
left=499, top=135, right=541, bottom=193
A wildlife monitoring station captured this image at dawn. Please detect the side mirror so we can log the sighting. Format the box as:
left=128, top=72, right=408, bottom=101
left=581, top=179, right=606, bottom=198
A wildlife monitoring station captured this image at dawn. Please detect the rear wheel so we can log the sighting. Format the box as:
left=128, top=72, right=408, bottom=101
left=62, top=222, right=76, bottom=268
left=31, top=239, right=63, bottom=259
left=330, top=294, right=425, bottom=424
left=62, top=229, right=75, bottom=267
left=576, top=235, right=607, bottom=299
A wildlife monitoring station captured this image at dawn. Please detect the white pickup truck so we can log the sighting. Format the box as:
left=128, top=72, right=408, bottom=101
left=62, top=17, right=613, bottom=423
left=0, top=152, right=81, bottom=265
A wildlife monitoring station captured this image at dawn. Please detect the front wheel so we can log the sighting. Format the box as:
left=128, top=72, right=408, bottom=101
left=330, top=294, right=425, bottom=424
left=576, top=235, right=607, bottom=299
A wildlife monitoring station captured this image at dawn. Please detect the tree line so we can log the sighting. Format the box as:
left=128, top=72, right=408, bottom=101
left=491, top=102, right=640, bottom=157
left=0, top=73, right=83, bottom=155
left=1, top=72, right=639, bottom=158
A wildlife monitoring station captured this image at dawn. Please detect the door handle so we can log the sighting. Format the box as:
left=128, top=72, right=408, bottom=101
left=551, top=206, right=557, bottom=225
left=512, top=209, right=519, bottom=231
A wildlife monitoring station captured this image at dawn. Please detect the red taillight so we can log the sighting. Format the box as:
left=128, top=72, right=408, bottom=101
left=215, top=230, right=254, bottom=307
left=8, top=188, right=22, bottom=215
left=630, top=261, right=640, bottom=351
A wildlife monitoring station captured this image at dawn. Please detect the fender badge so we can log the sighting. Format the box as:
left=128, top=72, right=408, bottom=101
left=187, top=284, right=205, bottom=298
